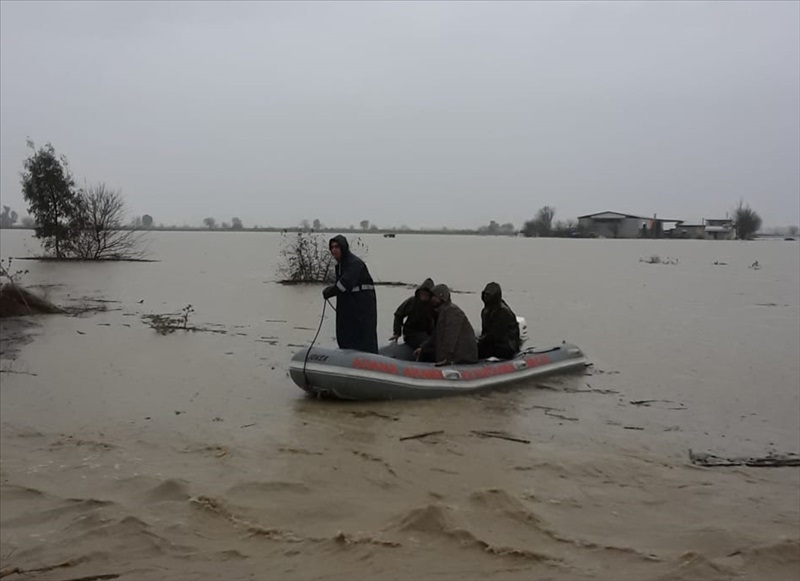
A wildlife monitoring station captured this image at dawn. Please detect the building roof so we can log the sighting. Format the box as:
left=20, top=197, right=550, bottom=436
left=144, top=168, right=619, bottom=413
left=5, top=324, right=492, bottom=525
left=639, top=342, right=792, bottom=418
left=577, top=211, right=683, bottom=223
left=577, top=211, right=644, bottom=220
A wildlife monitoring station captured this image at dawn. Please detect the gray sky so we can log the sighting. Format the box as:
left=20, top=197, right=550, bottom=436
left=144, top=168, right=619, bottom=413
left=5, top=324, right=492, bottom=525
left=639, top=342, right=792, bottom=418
left=1, top=1, right=798, bottom=229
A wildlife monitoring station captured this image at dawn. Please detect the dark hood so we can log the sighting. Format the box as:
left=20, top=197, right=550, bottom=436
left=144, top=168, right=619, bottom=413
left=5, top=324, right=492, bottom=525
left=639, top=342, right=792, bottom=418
left=431, top=284, right=451, bottom=304
left=329, top=235, right=350, bottom=256
left=481, top=282, right=502, bottom=306
left=415, top=278, right=435, bottom=299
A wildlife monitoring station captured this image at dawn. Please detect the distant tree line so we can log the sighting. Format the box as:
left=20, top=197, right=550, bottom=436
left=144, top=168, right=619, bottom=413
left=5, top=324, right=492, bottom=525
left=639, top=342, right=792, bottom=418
left=201, top=216, right=244, bottom=230
left=6, top=174, right=784, bottom=244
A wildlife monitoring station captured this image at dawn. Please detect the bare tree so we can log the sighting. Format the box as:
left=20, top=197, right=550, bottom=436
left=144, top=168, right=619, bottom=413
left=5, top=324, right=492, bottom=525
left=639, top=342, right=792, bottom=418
left=72, top=183, right=147, bottom=260
left=231, top=217, right=243, bottom=230
left=733, top=200, right=762, bottom=240
left=203, top=217, right=217, bottom=229
left=522, top=206, right=555, bottom=237
left=142, top=214, right=154, bottom=228
left=360, top=220, right=370, bottom=230
left=789, top=225, right=799, bottom=237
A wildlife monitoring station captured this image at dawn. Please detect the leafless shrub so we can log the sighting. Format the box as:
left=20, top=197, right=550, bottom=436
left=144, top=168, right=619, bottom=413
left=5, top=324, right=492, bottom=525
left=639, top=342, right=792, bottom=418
left=142, top=304, right=195, bottom=335
left=0, top=258, right=28, bottom=286
left=72, top=183, right=148, bottom=260
left=276, top=232, right=370, bottom=283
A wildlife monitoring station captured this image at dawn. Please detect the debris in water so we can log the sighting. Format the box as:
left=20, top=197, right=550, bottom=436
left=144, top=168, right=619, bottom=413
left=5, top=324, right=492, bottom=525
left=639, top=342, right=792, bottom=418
left=399, top=430, right=444, bottom=441
left=689, top=450, right=799, bottom=468
left=630, top=399, right=673, bottom=406
left=471, top=430, right=530, bottom=444
left=545, top=410, right=578, bottom=422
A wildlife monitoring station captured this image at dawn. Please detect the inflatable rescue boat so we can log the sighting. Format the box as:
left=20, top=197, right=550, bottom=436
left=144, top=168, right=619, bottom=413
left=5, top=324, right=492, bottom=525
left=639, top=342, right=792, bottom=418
left=288, top=318, right=588, bottom=400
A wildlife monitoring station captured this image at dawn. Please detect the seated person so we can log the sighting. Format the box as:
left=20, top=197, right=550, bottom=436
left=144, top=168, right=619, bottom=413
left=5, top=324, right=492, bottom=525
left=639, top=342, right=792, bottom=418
left=477, top=282, right=520, bottom=360
left=390, top=278, right=436, bottom=349
left=414, top=284, right=478, bottom=365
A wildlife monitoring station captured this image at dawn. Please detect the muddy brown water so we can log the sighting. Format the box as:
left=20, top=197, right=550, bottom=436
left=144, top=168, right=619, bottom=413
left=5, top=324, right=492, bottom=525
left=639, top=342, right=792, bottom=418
left=1, top=230, right=798, bottom=580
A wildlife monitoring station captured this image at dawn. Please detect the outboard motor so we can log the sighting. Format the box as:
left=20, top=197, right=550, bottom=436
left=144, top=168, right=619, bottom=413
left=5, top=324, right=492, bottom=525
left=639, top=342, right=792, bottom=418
left=517, top=316, right=529, bottom=346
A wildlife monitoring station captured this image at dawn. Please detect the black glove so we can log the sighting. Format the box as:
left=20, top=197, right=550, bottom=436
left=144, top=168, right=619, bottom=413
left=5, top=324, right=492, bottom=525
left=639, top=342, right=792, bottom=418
left=322, top=285, right=337, bottom=300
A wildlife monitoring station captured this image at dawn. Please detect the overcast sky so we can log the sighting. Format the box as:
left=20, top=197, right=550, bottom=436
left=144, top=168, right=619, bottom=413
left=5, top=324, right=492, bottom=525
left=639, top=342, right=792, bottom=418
left=1, top=1, right=798, bottom=229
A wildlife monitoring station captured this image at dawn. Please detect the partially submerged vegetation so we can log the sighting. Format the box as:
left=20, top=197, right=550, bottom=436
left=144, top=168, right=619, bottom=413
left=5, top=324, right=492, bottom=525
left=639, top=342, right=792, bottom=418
left=276, top=231, right=368, bottom=284
left=19, top=140, right=148, bottom=260
left=0, top=258, right=65, bottom=318
left=141, top=305, right=227, bottom=335
left=141, top=305, right=196, bottom=335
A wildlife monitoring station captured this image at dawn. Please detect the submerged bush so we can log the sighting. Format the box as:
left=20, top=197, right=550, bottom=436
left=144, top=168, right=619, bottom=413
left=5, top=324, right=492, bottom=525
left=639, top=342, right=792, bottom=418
left=276, top=232, right=368, bottom=283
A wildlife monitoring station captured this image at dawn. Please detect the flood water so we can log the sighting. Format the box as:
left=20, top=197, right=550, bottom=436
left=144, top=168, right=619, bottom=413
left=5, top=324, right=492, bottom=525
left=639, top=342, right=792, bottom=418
left=1, top=229, right=798, bottom=580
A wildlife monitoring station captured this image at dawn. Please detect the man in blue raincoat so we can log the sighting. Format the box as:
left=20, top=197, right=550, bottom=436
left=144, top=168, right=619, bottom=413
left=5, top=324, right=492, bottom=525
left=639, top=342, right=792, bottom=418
left=322, top=235, right=378, bottom=353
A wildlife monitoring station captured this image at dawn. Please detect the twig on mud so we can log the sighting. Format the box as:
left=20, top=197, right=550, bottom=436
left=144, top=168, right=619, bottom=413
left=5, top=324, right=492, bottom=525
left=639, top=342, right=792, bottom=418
left=0, top=557, right=86, bottom=578
left=399, top=430, right=444, bottom=441
left=527, top=405, right=564, bottom=413
left=471, top=430, right=530, bottom=444
left=349, top=410, right=399, bottom=421
left=534, top=382, right=561, bottom=391
left=689, top=450, right=800, bottom=468
left=0, top=369, right=37, bottom=376
left=55, top=573, right=120, bottom=581
left=564, top=387, right=620, bottom=395
left=629, top=399, right=673, bottom=406
left=624, top=426, right=645, bottom=431
left=545, top=410, right=579, bottom=422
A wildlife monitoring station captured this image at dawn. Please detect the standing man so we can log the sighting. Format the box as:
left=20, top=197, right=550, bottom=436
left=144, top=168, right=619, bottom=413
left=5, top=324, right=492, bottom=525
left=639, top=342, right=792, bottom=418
left=322, top=235, right=378, bottom=353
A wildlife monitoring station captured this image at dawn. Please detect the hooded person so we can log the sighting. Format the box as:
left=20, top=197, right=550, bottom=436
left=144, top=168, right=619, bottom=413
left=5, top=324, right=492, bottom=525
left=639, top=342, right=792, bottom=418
left=414, top=284, right=478, bottom=365
left=390, top=278, right=436, bottom=349
left=477, top=282, right=521, bottom=360
left=322, top=235, right=378, bottom=353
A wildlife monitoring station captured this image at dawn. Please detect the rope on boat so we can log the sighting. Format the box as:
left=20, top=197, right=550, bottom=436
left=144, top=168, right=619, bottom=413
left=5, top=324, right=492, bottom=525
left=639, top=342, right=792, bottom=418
left=303, top=298, right=331, bottom=390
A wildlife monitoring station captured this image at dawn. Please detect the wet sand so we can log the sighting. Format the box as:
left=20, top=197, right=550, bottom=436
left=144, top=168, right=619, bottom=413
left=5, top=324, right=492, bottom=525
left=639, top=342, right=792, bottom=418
left=1, top=231, right=798, bottom=580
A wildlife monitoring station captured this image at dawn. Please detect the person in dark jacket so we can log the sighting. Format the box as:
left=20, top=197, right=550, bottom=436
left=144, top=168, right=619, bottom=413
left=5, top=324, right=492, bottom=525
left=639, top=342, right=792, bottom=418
left=322, top=235, right=378, bottom=353
left=477, top=282, right=520, bottom=360
left=390, top=278, right=436, bottom=349
left=414, top=284, right=478, bottom=365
